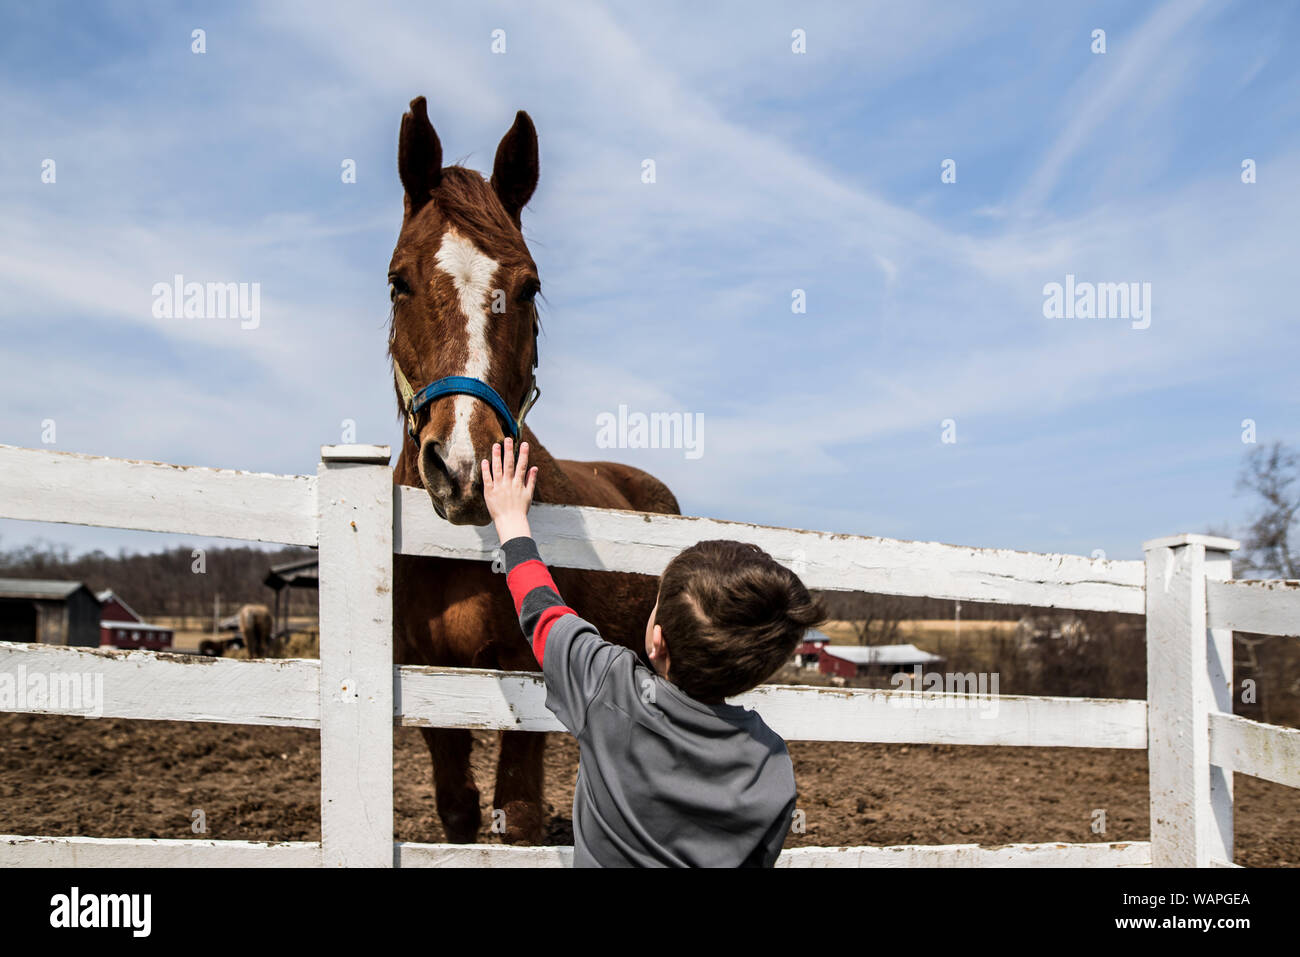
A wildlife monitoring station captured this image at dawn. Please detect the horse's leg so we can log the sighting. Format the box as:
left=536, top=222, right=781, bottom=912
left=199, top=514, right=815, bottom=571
left=493, top=730, right=547, bottom=844
left=420, top=727, right=481, bottom=843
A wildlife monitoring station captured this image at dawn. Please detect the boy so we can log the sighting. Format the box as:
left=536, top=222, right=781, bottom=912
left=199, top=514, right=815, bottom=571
left=481, top=437, right=822, bottom=867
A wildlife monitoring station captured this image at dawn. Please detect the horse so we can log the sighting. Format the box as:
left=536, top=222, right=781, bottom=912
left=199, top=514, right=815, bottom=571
left=388, top=96, right=680, bottom=844
left=237, top=604, right=273, bottom=658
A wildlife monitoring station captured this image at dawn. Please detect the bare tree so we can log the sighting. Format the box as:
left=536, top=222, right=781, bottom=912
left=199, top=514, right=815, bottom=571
left=849, top=594, right=908, bottom=645
left=814, top=591, right=908, bottom=644
left=1235, top=441, right=1299, bottom=578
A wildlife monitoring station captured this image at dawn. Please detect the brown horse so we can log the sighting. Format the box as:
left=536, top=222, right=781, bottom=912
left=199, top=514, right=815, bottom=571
left=237, top=604, right=273, bottom=658
left=388, top=97, right=680, bottom=844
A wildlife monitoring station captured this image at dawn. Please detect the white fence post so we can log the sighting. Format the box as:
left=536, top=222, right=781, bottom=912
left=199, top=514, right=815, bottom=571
left=317, top=445, right=394, bottom=867
left=1143, top=533, right=1238, bottom=867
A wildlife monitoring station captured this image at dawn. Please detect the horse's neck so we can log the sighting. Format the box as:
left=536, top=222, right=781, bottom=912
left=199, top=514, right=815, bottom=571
left=391, top=427, right=582, bottom=505
left=392, top=440, right=420, bottom=489
left=517, top=428, right=583, bottom=505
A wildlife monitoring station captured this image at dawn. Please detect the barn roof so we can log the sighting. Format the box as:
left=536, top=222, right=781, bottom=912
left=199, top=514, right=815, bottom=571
left=96, top=589, right=145, bottom=622
left=821, top=643, right=944, bottom=666
left=0, top=578, right=92, bottom=600
left=264, top=557, right=318, bottom=591
left=102, top=619, right=172, bottom=632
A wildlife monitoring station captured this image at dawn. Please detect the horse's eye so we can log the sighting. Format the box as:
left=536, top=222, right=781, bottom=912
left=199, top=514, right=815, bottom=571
left=519, top=278, right=540, bottom=303
left=389, top=275, right=411, bottom=302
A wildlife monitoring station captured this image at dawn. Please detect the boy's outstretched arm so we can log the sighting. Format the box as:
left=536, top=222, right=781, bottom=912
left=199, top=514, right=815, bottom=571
left=483, top=439, right=626, bottom=737
left=500, top=536, right=575, bottom=666
left=482, top=438, right=573, bottom=665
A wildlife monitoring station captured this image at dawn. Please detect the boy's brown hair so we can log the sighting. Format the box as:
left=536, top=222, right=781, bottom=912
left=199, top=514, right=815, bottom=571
left=656, top=539, right=824, bottom=703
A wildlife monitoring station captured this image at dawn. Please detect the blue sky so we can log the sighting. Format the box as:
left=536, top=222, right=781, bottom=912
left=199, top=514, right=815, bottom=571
left=1, top=0, right=1297, bottom=561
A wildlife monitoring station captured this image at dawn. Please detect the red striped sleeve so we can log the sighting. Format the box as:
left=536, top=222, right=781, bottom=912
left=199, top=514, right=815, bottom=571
left=506, top=559, right=559, bottom=614
left=533, top=604, right=576, bottom=664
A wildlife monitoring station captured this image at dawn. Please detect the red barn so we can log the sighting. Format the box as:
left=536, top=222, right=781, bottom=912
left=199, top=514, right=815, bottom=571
left=794, top=629, right=830, bottom=669
left=97, top=589, right=174, bottom=651
left=819, top=643, right=944, bottom=679
left=98, top=589, right=143, bottom=624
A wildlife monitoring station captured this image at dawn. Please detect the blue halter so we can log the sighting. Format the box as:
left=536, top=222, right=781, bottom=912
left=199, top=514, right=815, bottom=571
left=411, top=376, right=521, bottom=440
left=392, top=345, right=540, bottom=444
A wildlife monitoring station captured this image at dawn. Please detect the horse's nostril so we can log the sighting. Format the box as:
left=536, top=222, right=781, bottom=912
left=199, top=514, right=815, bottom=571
left=420, top=441, right=451, bottom=485
left=420, top=441, right=480, bottom=499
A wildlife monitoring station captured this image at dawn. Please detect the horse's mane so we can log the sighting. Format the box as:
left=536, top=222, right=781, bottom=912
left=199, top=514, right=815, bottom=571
left=431, top=164, right=544, bottom=333
left=430, top=165, right=527, bottom=262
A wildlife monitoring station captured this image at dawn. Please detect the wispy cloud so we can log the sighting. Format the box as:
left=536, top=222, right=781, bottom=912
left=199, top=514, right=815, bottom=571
left=1014, top=0, right=1221, bottom=215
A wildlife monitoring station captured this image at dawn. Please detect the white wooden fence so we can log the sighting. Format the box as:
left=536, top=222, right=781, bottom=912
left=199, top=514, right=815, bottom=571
left=0, top=443, right=1295, bottom=868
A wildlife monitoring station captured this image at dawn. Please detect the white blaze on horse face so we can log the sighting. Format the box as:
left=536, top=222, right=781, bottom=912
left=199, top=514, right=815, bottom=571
left=433, top=228, right=500, bottom=484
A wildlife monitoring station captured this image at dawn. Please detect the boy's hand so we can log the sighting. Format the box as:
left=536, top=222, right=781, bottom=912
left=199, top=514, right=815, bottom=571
left=482, top=437, right=537, bottom=543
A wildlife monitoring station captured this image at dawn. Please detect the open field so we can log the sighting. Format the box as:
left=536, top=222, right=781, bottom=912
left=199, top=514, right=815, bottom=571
left=151, top=616, right=320, bottom=654
left=819, top=619, right=1022, bottom=666
left=2, top=711, right=1295, bottom=866
left=819, top=618, right=1020, bottom=644
left=26, top=612, right=1283, bottom=863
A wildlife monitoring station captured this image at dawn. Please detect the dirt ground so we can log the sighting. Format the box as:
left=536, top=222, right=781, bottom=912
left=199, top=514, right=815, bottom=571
left=1, top=711, right=1295, bottom=866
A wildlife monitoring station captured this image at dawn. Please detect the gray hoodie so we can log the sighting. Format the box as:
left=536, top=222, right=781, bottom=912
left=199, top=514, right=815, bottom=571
left=503, top=535, right=797, bottom=867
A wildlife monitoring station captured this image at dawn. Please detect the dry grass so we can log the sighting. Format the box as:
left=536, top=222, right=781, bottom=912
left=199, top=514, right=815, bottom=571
left=819, top=618, right=1017, bottom=649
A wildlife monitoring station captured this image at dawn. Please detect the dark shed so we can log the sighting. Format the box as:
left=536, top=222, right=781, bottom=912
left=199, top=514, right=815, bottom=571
left=0, top=578, right=101, bottom=647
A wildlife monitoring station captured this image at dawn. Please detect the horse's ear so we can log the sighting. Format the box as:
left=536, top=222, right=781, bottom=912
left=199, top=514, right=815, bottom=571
left=491, top=110, right=539, bottom=227
left=399, top=96, right=442, bottom=216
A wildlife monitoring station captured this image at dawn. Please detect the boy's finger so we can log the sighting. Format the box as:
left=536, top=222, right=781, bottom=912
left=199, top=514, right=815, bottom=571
left=502, top=436, right=514, bottom=477
left=491, top=442, right=502, bottom=480
left=525, top=465, right=537, bottom=498
left=481, top=458, right=492, bottom=487
left=514, top=441, right=530, bottom=487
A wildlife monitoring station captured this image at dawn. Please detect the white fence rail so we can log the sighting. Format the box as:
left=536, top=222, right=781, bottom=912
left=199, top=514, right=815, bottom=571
left=0, top=644, right=1148, bottom=749
left=0, top=443, right=1294, bottom=868
left=0, top=835, right=1152, bottom=869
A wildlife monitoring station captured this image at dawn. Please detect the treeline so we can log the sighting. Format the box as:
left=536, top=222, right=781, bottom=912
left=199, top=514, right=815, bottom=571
left=0, top=541, right=318, bottom=627
left=813, top=590, right=1101, bottom=626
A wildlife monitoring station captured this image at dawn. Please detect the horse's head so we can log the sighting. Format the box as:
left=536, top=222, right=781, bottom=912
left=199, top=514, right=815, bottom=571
left=389, top=96, right=541, bottom=525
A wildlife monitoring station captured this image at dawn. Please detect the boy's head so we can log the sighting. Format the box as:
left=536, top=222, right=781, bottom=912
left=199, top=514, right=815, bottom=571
left=644, top=539, right=823, bottom=703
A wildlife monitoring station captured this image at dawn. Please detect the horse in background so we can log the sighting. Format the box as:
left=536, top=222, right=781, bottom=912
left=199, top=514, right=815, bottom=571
left=237, top=603, right=273, bottom=658
left=388, top=96, right=679, bottom=843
